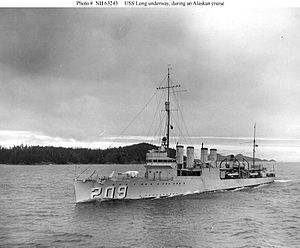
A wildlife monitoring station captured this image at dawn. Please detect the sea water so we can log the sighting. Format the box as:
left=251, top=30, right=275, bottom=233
left=0, top=163, right=299, bottom=248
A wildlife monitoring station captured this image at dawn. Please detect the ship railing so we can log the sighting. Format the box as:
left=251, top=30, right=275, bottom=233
left=74, top=166, right=111, bottom=182
left=264, top=163, right=276, bottom=177
left=75, top=167, right=98, bottom=180
left=219, top=157, right=260, bottom=179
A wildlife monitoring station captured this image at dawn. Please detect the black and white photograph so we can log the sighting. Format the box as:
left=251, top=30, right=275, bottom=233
left=0, top=2, right=299, bottom=247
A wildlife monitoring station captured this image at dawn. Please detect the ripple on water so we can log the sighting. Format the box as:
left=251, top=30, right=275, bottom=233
left=0, top=163, right=299, bottom=248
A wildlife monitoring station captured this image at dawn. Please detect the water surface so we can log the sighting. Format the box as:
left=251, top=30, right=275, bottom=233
left=0, top=163, right=299, bottom=248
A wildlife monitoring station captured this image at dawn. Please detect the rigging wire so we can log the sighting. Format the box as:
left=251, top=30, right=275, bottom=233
left=174, top=91, right=193, bottom=146
left=144, top=87, right=165, bottom=144
left=174, top=88, right=182, bottom=144
left=157, top=114, right=166, bottom=145
left=171, top=93, right=190, bottom=146
left=144, top=73, right=169, bottom=146
left=171, top=84, right=181, bottom=144
left=108, top=74, right=168, bottom=148
left=170, top=78, right=193, bottom=146
left=171, top=113, right=189, bottom=145
left=108, top=91, right=157, bottom=148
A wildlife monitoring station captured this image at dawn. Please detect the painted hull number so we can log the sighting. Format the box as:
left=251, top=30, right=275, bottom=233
left=91, top=185, right=128, bottom=199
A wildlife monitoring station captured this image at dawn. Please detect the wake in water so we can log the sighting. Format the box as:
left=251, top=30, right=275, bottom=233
left=275, top=179, right=292, bottom=183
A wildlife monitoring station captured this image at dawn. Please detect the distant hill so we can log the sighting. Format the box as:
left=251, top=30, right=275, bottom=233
left=217, top=153, right=275, bottom=162
left=0, top=142, right=275, bottom=165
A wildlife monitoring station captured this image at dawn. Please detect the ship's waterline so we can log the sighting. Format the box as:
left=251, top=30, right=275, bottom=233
left=74, top=167, right=275, bottom=203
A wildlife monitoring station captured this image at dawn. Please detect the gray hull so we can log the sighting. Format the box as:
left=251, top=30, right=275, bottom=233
left=74, top=168, right=275, bottom=203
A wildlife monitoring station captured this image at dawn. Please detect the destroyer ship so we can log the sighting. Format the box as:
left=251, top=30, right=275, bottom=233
left=74, top=69, right=275, bottom=203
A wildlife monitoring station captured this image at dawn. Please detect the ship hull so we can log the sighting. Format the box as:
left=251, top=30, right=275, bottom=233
left=74, top=168, right=275, bottom=203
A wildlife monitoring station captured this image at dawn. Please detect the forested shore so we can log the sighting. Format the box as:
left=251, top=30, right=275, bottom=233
left=0, top=143, right=158, bottom=165
left=0, top=142, right=274, bottom=165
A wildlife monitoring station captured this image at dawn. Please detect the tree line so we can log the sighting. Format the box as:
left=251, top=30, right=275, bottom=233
left=0, top=143, right=159, bottom=165
left=0, top=142, right=272, bottom=165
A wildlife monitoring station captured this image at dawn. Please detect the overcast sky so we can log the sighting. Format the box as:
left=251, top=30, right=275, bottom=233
left=0, top=8, right=299, bottom=161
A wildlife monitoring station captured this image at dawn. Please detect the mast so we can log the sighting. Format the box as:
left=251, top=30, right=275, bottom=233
left=157, top=67, right=180, bottom=155
left=252, top=123, right=256, bottom=167
left=166, top=67, right=170, bottom=150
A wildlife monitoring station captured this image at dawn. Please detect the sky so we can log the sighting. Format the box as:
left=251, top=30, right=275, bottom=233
left=0, top=7, right=300, bottom=161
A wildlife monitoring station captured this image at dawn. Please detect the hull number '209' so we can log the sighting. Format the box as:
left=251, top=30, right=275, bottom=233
left=91, top=185, right=128, bottom=199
